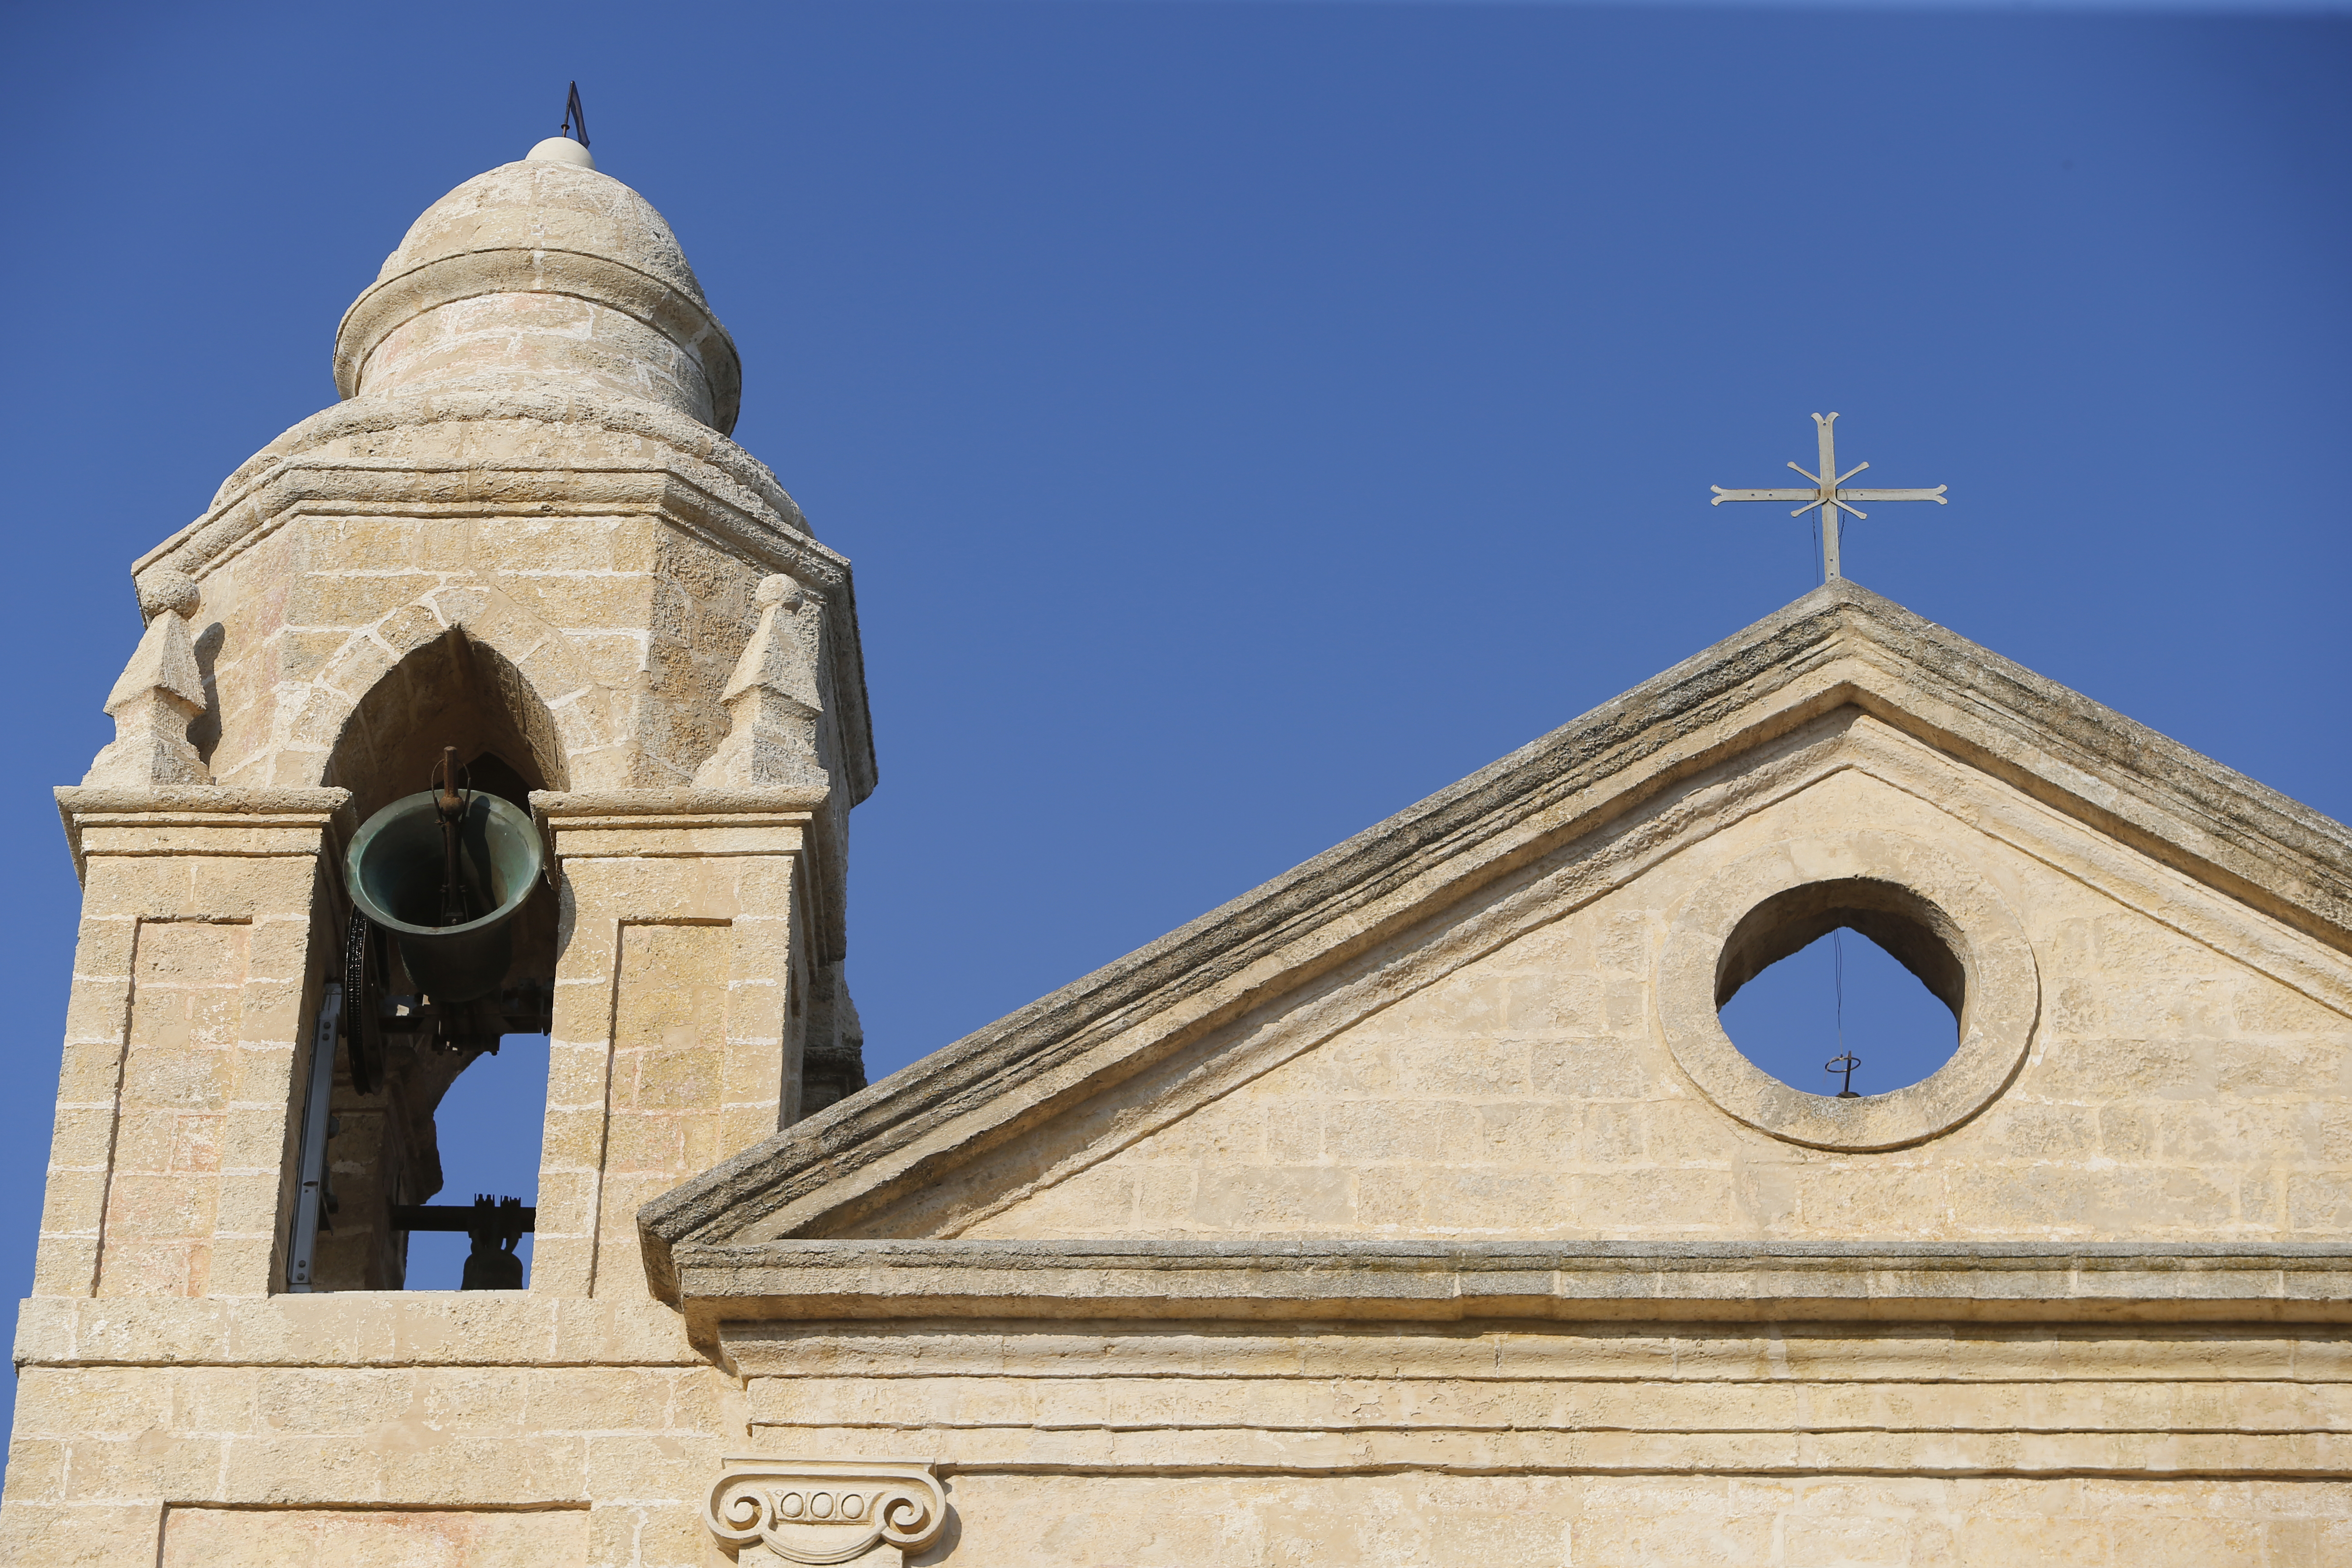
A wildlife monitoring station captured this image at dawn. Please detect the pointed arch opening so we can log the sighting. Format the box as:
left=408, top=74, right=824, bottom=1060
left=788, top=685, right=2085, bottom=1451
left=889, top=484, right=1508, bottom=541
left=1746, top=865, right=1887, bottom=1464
left=297, top=627, right=567, bottom=1292
left=324, top=624, right=570, bottom=823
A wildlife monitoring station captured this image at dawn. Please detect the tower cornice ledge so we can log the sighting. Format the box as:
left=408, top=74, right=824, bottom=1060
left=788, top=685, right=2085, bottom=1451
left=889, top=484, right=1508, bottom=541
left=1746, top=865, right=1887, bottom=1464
left=534, top=786, right=833, bottom=819
left=54, top=784, right=354, bottom=881
left=152, top=387, right=814, bottom=572
left=534, top=786, right=848, bottom=968
left=140, top=456, right=834, bottom=594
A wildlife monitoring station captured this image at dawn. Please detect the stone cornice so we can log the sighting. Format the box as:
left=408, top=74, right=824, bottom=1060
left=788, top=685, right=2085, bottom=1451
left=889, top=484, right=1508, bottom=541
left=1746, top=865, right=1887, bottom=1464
left=673, top=1240, right=2352, bottom=1334
left=534, top=787, right=832, bottom=822
left=54, top=784, right=354, bottom=880
left=534, top=789, right=828, bottom=865
left=155, top=386, right=807, bottom=559
left=635, top=583, right=2352, bottom=1294
left=534, top=787, right=843, bottom=962
left=9, top=1292, right=700, bottom=1368
left=140, top=461, right=820, bottom=588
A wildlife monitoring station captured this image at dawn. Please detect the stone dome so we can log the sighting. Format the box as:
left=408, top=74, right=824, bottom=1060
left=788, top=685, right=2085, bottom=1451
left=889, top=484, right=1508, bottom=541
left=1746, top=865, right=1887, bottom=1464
left=333, top=154, right=742, bottom=433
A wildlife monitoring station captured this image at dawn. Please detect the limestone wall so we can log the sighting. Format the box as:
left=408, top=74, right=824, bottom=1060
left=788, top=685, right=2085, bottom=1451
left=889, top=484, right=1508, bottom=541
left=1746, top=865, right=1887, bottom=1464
left=38, top=794, right=345, bottom=1303
left=5, top=792, right=826, bottom=1564
left=14, top=1301, right=2348, bottom=1566
left=2, top=1297, right=730, bottom=1568
left=884, top=1473, right=2346, bottom=1566
left=534, top=795, right=820, bottom=1298
left=952, top=739, right=2352, bottom=1247
left=127, top=392, right=873, bottom=817
left=728, top=1320, right=2352, bottom=1566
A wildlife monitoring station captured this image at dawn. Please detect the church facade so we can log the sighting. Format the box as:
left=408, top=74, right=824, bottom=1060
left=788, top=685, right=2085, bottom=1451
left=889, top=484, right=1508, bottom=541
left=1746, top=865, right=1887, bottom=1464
left=5, top=138, right=2351, bottom=1567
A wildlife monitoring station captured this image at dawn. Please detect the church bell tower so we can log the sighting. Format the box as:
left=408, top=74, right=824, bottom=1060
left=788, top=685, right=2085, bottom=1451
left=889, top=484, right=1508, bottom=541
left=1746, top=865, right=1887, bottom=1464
left=40, top=128, right=875, bottom=1302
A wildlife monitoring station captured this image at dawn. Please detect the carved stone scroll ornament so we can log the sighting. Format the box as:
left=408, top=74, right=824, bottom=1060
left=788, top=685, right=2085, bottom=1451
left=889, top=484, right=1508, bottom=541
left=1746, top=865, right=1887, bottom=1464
left=705, top=1458, right=948, bottom=1565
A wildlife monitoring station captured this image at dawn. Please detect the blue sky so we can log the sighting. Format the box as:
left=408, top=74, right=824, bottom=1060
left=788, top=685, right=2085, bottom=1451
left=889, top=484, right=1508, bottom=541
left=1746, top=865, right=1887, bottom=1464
left=0, top=0, right=2346, bottom=1434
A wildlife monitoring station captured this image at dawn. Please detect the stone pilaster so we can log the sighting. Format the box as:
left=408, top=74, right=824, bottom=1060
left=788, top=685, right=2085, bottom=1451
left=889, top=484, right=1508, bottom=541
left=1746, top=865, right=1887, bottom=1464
left=44, top=787, right=349, bottom=1300
left=530, top=789, right=828, bottom=1297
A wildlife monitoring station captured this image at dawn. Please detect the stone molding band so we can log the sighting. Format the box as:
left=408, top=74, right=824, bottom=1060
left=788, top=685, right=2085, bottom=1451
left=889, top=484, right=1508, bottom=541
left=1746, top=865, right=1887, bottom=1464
left=534, top=787, right=832, bottom=822
left=53, top=784, right=355, bottom=879
left=1656, top=829, right=2041, bottom=1151
left=334, top=246, right=744, bottom=432
left=667, top=1239, right=2352, bottom=1326
left=139, top=400, right=813, bottom=583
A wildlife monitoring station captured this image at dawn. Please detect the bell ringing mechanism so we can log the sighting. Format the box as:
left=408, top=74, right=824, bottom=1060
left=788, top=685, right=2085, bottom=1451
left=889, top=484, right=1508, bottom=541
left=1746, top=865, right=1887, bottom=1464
left=389, top=1195, right=534, bottom=1290
left=304, top=744, right=558, bottom=1289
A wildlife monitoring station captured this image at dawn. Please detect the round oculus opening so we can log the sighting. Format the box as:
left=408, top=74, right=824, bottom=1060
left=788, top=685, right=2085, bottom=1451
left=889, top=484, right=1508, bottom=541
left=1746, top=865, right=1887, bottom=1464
left=1714, top=877, right=1964, bottom=1098
left=1656, top=832, right=2039, bottom=1151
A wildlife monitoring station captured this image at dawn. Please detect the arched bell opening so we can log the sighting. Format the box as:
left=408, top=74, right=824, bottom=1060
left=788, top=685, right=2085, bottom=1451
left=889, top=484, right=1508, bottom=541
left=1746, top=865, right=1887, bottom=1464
left=293, top=627, right=567, bottom=1293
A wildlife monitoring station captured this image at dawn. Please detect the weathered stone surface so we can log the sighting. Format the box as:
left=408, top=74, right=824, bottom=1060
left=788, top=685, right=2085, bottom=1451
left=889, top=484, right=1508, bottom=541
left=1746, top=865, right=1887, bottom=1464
left=159, top=1508, right=589, bottom=1567
left=871, top=761, right=2341, bottom=1251
left=142, top=464, right=872, bottom=804
left=855, top=1475, right=2352, bottom=1566
left=126, top=147, right=876, bottom=808
left=695, top=575, right=833, bottom=791
left=676, top=1238, right=2352, bottom=1326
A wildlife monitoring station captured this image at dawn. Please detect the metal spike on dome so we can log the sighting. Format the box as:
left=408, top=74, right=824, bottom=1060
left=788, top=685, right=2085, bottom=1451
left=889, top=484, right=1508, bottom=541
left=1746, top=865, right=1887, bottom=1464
left=560, top=81, right=589, bottom=150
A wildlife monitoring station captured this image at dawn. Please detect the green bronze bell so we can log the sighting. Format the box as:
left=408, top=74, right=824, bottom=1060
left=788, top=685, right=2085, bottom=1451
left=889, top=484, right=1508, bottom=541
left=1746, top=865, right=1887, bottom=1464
left=344, top=764, right=544, bottom=1004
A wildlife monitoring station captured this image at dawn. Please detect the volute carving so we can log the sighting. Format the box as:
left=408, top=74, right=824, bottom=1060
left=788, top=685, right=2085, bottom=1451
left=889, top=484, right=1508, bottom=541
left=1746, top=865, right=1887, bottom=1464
left=704, top=1457, right=948, bottom=1565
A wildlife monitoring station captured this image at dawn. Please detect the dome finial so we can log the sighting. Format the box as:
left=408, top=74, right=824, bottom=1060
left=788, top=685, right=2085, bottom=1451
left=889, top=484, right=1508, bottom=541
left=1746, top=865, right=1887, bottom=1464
left=527, top=81, right=595, bottom=170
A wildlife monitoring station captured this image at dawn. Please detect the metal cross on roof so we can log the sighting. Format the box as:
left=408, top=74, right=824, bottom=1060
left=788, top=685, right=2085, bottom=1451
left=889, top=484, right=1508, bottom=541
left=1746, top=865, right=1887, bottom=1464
left=1710, top=413, right=1947, bottom=583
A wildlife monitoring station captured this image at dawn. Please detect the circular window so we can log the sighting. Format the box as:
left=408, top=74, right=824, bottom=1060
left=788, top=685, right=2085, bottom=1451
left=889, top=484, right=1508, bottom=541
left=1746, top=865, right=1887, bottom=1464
left=1656, top=832, right=2039, bottom=1151
left=1716, top=879, right=1962, bottom=1095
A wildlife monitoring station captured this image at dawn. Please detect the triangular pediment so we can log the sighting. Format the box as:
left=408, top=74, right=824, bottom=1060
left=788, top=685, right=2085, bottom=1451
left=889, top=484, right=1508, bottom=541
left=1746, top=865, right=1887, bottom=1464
left=639, top=582, right=2352, bottom=1303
